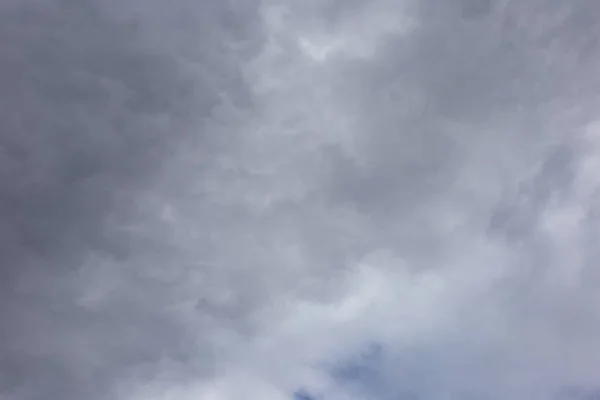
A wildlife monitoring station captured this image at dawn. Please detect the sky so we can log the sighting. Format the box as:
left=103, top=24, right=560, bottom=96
left=1, top=0, right=600, bottom=399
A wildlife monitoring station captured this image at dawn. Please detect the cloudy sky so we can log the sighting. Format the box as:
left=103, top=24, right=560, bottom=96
left=2, top=0, right=600, bottom=399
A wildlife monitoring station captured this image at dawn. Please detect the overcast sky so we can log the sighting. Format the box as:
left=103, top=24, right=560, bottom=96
left=2, top=0, right=600, bottom=399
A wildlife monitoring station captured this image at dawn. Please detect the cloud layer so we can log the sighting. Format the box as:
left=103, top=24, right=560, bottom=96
left=2, top=1, right=600, bottom=399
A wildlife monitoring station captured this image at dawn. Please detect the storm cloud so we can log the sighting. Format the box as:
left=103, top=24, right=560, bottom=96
left=2, top=0, right=600, bottom=399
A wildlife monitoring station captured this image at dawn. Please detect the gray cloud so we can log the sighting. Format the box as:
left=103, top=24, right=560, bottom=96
left=2, top=1, right=600, bottom=399
left=0, top=1, right=262, bottom=398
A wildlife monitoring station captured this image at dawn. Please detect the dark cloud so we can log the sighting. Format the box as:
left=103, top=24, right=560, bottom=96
left=3, top=0, right=600, bottom=399
left=0, top=1, right=262, bottom=399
